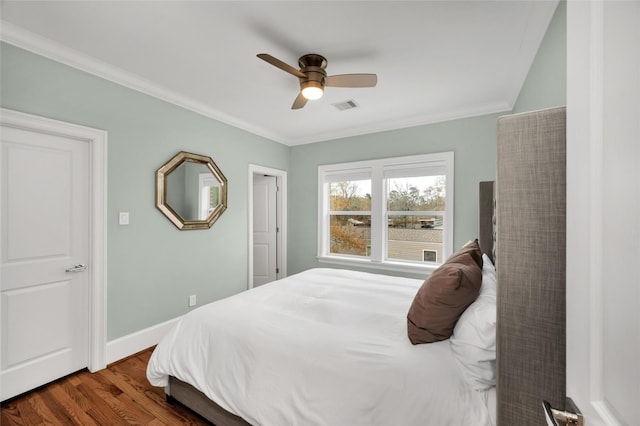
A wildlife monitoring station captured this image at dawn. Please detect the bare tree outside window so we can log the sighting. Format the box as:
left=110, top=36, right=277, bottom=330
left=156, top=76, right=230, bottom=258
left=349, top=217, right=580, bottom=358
left=329, top=180, right=371, bottom=256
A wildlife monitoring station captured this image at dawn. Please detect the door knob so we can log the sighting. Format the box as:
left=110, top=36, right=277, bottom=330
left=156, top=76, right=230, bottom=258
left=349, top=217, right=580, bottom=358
left=543, top=399, right=584, bottom=426
left=65, top=264, right=87, bottom=273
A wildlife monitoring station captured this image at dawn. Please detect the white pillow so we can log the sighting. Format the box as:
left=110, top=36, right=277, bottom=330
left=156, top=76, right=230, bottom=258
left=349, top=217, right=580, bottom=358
left=450, top=253, right=497, bottom=391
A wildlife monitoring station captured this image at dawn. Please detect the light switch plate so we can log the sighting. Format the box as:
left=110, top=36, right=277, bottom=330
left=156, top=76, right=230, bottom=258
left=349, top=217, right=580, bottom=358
left=119, top=212, right=130, bottom=225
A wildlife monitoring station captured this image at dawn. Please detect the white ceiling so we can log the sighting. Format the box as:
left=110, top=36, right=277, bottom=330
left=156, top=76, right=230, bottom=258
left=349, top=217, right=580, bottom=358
left=0, top=1, right=558, bottom=146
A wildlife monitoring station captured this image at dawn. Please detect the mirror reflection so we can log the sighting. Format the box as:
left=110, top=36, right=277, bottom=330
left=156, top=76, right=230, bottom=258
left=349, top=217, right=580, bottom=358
left=156, top=151, right=227, bottom=230
left=166, top=162, right=221, bottom=221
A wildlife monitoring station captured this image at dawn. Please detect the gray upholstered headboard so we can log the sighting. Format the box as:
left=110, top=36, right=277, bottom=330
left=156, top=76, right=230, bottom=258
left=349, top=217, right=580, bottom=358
left=494, top=106, right=567, bottom=425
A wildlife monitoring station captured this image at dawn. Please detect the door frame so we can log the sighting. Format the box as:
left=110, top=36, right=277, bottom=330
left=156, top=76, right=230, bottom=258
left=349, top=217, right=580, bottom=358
left=1, top=108, right=107, bottom=372
left=248, top=164, right=287, bottom=289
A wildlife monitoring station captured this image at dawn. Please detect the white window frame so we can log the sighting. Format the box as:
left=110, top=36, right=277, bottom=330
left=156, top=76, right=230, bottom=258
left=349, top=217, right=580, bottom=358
left=317, top=152, right=454, bottom=275
left=198, top=172, right=218, bottom=220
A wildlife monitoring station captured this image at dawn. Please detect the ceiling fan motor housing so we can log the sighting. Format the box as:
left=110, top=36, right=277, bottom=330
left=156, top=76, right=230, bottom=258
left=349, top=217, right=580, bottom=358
left=298, top=54, right=328, bottom=88
left=298, top=54, right=328, bottom=70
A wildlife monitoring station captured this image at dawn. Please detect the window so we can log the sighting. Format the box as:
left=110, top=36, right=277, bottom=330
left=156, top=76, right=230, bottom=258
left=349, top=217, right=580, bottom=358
left=198, top=173, right=221, bottom=220
left=318, top=152, right=453, bottom=274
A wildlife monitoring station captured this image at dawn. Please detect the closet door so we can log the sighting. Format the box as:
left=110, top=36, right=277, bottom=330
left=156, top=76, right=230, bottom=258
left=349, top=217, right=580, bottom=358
left=1, top=122, right=90, bottom=401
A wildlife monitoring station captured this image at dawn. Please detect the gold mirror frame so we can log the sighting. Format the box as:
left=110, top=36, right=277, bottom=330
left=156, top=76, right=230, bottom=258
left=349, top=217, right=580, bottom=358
left=156, top=151, right=228, bottom=230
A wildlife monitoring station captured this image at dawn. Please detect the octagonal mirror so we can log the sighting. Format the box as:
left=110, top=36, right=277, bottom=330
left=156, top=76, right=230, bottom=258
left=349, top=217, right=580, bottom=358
left=156, top=151, right=227, bottom=230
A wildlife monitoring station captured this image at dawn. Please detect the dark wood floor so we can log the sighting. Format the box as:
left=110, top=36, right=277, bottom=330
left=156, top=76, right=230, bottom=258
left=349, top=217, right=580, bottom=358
left=0, top=347, right=210, bottom=425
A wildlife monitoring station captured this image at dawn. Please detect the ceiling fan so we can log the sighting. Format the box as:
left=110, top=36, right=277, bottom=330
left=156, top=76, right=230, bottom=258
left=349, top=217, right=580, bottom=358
left=257, top=53, right=377, bottom=110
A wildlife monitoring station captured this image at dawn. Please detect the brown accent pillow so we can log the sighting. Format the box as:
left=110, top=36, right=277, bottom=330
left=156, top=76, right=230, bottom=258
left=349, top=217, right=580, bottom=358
left=407, top=240, right=483, bottom=344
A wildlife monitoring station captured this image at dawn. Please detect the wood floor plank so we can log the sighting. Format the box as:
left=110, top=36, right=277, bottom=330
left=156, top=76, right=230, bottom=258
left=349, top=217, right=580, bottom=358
left=103, top=367, right=194, bottom=425
left=0, top=402, right=26, bottom=426
left=26, top=393, right=65, bottom=426
left=0, top=347, right=210, bottom=426
left=80, top=371, right=155, bottom=424
left=58, top=379, right=116, bottom=426
left=48, top=383, right=99, bottom=426
left=58, top=379, right=92, bottom=415
left=12, top=394, right=44, bottom=426
left=66, top=374, right=83, bottom=387
left=72, top=368, right=133, bottom=425
left=39, top=388, right=87, bottom=426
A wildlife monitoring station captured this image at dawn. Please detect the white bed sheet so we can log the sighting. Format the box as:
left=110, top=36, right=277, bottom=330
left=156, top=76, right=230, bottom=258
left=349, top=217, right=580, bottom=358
left=147, top=268, right=493, bottom=426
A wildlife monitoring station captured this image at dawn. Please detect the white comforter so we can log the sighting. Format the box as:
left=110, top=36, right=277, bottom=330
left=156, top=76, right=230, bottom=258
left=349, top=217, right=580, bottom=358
left=147, top=268, right=492, bottom=426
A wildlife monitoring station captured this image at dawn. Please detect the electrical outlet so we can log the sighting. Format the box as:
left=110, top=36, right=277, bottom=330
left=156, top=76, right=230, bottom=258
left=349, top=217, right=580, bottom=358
left=188, top=294, right=197, bottom=307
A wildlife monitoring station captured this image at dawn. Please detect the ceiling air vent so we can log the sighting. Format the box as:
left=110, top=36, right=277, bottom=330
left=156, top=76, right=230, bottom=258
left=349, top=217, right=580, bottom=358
left=332, top=100, right=359, bottom=111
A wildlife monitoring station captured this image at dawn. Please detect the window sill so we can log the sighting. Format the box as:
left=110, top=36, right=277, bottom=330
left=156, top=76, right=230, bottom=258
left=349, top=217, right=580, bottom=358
left=316, top=255, right=438, bottom=277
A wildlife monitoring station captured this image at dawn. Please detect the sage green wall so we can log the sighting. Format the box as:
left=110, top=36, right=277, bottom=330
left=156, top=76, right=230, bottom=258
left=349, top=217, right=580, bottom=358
left=0, top=0, right=566, bottom=339
left=287, top=113, right=501, bottom=279
left=512, top=0, right=566, bottom=113
left=287, top=0, right=567, bottom=279
left=0, top=43, right=290, bottom=340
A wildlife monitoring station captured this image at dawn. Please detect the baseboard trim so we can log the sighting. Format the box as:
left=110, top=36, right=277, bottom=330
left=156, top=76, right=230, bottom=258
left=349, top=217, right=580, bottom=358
left=106, top=316, right=181, bottom=365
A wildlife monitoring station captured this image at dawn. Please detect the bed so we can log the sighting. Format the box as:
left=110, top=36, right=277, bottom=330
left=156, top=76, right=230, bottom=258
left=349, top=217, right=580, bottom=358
left=147, top=265, right=496, bottom=425
left=146, top=188, right=498, bottom=426
left=147, top=106, right=567, bottom=426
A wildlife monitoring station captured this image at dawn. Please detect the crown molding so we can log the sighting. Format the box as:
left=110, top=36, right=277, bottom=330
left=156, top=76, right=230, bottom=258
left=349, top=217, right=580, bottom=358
left=1, top=20, right=516, bottom=147
left=286, top=100, right=512, bottom=146
left=0, top=20, right=287, bottom=145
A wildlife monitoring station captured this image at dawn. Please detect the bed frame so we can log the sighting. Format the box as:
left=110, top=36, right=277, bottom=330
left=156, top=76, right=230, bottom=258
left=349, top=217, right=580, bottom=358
left=165, top=107, right=567, bottom=426
left=167, top=376, right=250, bottom=425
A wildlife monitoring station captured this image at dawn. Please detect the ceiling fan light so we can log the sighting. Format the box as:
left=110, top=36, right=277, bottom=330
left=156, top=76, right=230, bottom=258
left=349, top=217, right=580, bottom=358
left=301, top=81, right=324, bottom=100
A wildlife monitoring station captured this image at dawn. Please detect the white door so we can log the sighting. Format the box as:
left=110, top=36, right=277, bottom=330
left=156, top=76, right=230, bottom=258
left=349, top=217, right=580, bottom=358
left=1, top=123, right=90, bottom=401
left=566, top=1, right=640, bottom=424
left=253, top=175, right=277, bottom=286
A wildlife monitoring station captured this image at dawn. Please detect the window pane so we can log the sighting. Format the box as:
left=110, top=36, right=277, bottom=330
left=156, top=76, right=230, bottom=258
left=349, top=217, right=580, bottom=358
left=330, top=180, right=371, bottom=211
left=386, top=176, right=446, bottom=211
left=330, top=215, right=370, bottom=256
left=387, top=214, right=443, bottom=263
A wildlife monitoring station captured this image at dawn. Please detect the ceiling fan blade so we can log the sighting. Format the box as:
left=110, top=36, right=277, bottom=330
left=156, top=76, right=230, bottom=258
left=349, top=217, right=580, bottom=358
left=291, top=92, right=307, bottom=110
left=257, top=53, right=306, bottom=79
left=326, top=74, right=377, bottom=88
